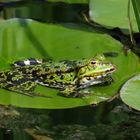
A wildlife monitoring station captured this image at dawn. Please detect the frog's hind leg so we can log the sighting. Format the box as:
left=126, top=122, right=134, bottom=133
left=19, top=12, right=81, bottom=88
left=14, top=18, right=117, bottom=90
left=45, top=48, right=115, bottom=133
left=11, top=58, right=45, bottom=67
left=6, top=81, right=51, bottom=98
left=0, top=71, right=47, bottom=97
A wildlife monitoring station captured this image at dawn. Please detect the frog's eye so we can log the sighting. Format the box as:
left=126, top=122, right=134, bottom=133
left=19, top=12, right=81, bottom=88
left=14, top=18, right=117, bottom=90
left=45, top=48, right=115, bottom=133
left=90, top=61, right=96, bottom=65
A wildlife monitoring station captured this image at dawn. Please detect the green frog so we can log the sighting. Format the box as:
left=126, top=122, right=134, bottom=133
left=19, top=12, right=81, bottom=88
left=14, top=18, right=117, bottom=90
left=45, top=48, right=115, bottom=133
left=0, top=55, right=116, bottom=97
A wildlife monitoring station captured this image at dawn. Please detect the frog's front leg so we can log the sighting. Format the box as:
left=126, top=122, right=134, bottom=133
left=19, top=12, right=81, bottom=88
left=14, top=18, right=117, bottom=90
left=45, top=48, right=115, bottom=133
left=99, top=75, right=114, bottom=85
left=59, top=85, right=86, bottom=97
left=59, top=85, right=78, bottom=97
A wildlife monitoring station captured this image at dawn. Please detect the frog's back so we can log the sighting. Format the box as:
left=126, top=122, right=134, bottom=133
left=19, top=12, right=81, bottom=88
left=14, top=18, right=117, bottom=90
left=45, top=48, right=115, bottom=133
left=12, top=59, right=78, bottom=75
left=11, top=59, right=79, bottom=89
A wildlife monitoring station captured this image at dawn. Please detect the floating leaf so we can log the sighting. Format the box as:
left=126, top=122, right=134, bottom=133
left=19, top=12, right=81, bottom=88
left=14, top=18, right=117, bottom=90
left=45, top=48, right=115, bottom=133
left=0, top=19, right=139, bottom=109
left=89, top=0, right=138, bottom=32
left=120, top=74, right=140, bottom=111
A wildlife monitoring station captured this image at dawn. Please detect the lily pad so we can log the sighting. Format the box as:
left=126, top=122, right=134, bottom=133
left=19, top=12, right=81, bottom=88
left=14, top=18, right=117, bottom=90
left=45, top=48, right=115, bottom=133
left=120, top=74, right=140, bottom=111
left=89, top=0, right=138, bottom=32
left=0, top=18, right=139, bottom=109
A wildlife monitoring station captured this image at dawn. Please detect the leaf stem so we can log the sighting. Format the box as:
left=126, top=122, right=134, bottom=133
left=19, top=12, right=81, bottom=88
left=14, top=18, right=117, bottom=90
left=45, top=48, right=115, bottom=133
left=128, top=0, right=136, bottom=45
left=131, top=0, right=140, bottom=32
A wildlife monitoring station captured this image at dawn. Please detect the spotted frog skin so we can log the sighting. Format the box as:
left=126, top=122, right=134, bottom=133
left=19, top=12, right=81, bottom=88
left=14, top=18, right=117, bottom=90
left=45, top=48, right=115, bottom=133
left=0, top=55, right=116, bottom=97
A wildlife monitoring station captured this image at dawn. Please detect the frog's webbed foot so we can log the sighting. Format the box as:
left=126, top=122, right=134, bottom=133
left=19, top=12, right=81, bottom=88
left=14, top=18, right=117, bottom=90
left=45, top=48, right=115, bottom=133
left=59, top=90, right=92, bottom=98
left=59, top=85, right=92, bottom=98
left=76, top=89, right=93, bottom=97
left=69, top=89, right=95, bottom=98
left=59, top=85, right=78, bottom=97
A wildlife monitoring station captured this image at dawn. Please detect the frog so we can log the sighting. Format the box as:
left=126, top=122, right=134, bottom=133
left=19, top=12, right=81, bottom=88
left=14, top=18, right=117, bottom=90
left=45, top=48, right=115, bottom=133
left=0, top=55, right=116, bottom=97
left=0, top=70, right=38, bottom=96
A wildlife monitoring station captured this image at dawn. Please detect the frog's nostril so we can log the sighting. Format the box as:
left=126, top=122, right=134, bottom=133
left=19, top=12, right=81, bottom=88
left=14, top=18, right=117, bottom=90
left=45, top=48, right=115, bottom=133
left=90, top=61, right=96, bottom=65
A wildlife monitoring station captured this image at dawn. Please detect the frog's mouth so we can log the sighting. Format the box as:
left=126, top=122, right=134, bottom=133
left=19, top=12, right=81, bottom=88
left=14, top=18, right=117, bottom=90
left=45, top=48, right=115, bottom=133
left=105, top=67, right=116, bottom=73
left=90, top=66, right=116, bottom=78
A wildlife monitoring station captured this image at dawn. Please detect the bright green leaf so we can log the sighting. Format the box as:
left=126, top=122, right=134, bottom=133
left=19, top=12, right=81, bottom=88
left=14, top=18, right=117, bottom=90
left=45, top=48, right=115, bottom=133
left=120, top=74, right=140, bottom=111
left=89, top=0, right=138, bottom=32
left=0, top=19, right=139, bottom=109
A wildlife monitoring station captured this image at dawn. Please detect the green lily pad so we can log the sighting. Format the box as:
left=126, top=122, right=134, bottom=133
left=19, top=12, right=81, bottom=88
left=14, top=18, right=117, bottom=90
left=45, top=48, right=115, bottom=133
left=120, top=74, right=140, bottom=111
left=0, top=18, right=139, bottom=109
left=89, top=0, right=138, bottom=32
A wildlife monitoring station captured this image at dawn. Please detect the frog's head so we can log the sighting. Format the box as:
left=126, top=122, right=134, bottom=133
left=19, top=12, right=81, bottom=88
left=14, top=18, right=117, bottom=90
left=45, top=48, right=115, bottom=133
left=78, top=55, right=116, bottom=79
